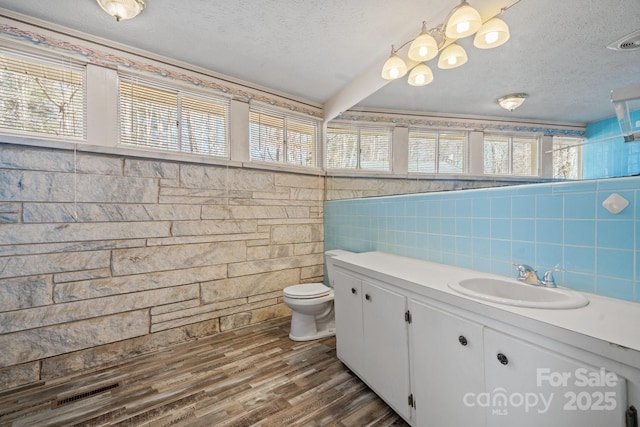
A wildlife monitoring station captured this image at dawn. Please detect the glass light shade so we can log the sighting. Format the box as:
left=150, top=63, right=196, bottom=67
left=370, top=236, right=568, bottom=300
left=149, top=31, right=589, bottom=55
left=96, top=0, right=145, bottom=21
left=474, top=18, right=510, bottom=49
left=408, top=32, right=439, bottom=62
left=445, top=2, right=482, bottom=39
left=381, top=53, right=408, bottom=80
left=408, top=64, right=434, bottom=86
left=498, top=93, right=528, bottom=111
left=437, top=43, right=468, bottom=69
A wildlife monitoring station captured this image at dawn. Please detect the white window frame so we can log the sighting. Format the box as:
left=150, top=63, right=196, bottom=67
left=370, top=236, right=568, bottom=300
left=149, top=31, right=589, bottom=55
left=552, top=136, right=583, bottom=179
left=0, top=48, right=86, bottom=141
left=118, top=72, right=231, bottom=158
left=407, top=129, right=468, bottom=174
left=483, top=133, right=540, bottom=177
left=325, top=123, right=393, bottom=171
left=249, top=104, right=320, bottom=169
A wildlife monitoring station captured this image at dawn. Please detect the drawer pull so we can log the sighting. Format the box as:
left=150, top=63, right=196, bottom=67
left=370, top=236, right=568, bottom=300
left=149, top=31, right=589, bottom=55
left=365, top=294, right=371, bottom=301
left=497, top=353, right=509, bottom=365
left=351, top=287, right=357, bottom=295
left=458, top=335, right=468, bottom=346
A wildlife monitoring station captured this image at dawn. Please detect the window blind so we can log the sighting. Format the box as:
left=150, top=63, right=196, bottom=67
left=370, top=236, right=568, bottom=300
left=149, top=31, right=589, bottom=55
left=408, top=131, right=437, bottom=173
left=512, top=136, right=538, bottom=176
left=360, top=127, right=391, bottom=171
left=0, top=50, right=85, bottom=139
left=484, top=134, right=510, bottom=175
left=286, top=118, right=316, bottom=167
left=250, top=110, right=285, bottom=162
left=438, top=132, right=466, bottom=174
left=326, top=126, right=358, bottom=169
left=250, top=107, right=317, bottom=167
left=180, top=95, right=229, bottom=157
left=119, top=74, right=229, bottom=157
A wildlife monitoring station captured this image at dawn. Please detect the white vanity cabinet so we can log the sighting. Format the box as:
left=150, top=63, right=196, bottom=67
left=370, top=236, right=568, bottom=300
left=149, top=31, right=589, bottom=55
left=333, top=268, right=364, bottom=373
left=332, top=253, right=639, bottom=427
left=410, top=299, right=485, bottom=427
left=332, top=267, right=412, bottom=421
left=483, top=328, right=626, bottom=426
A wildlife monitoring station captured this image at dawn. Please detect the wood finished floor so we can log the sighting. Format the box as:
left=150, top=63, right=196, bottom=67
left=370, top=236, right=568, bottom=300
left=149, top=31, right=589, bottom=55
left=0, top=317, right=410, bottom=427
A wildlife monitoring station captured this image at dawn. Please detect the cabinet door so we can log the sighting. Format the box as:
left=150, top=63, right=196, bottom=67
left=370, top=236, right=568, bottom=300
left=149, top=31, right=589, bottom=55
left=362, top=280, right=411, bottom=421
left=484, top=328, right=627, bottom=427
left=332, top=269, right=364, bottom=374
left=410, top=300, right=486, bottom=427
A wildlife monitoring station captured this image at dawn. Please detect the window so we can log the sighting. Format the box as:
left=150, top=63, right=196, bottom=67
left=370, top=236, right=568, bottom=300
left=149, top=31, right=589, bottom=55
left=484, top=134, right=538, bottom=176
left=249, top=107, right=318, bottom=167
left=119, top=74, right=229, bottom=157
left=552, top=136, right=582, bottom=179
left=408, top=130, right=466, bottom=173
left=0, top=50, right=85, bottom=139
left=326, top=125, right=392, bottom=171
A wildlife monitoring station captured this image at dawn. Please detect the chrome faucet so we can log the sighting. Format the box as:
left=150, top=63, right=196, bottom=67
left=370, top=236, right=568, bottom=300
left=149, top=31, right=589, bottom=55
left=512, top=264, right=539, bottom=285
left=512, top=264, right=563, bottom=288
left=540, top=267, right=563, bottom=288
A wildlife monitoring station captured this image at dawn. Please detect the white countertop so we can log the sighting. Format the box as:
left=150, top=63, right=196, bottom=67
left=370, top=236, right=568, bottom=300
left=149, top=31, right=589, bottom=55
left=333, top=251, right=640, bottom=369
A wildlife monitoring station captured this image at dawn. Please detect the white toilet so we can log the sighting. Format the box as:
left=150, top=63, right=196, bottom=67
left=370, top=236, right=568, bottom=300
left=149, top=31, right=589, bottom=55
left=283, top=249, right=352, bottom=341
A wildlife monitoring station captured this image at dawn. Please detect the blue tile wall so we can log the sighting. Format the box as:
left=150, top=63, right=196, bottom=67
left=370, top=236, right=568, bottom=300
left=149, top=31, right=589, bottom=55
left=583, top=111, right=640, bottom=179
left=325, top=177, right=640, bottom=303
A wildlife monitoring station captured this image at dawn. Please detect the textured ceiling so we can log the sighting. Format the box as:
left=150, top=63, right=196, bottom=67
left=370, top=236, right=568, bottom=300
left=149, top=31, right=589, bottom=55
left=0, top=0, right=638, bottom=125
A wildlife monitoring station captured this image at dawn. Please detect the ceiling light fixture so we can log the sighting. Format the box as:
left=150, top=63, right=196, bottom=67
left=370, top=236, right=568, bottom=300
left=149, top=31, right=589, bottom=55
left=381, top=1, right=516, bottom=87
left=498, top=93, right=528, bottom=111
left=445, top=1, right=482, bottom=39
left=408, top=64, right=434, bottom=86
left=381, top=46, right=409, bottom=80
left=96, top=0, right=145, bottom=21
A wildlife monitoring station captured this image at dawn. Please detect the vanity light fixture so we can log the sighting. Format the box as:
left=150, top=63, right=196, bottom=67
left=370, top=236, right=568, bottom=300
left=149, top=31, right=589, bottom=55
left=381, top=46, right=409, bottom=80
left=498, top=93, right=528, bottom=111
left=444, top=1, right=482, bottom=39
left=380, top=1, right=517, bottom=85
left=437, top=43, right=468, bottom=69
left=408, top=64, right=434, bottom=86
left=96, top=0, right=145, bottom=21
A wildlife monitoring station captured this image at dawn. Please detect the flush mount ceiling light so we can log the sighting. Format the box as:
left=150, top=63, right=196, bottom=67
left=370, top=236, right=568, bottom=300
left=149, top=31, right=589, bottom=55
left=380, top=1, right=516, bottom=87
left=96, top=0, right=145, bottom=21
left=498, top=93, right=528, bottom=111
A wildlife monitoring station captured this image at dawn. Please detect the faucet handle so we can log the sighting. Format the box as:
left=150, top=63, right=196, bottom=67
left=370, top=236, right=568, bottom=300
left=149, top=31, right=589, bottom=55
left=541, top=266, right=564, bottom=288
left=512, top=263, right=538, bottom=284
left=512, top=263, right=535, bottom=275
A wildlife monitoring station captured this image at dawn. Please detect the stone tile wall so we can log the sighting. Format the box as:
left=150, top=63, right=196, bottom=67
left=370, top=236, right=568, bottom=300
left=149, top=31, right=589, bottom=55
left=0, top=144, right=324, bottom=389
left=325, top=176, right=541, bottom=200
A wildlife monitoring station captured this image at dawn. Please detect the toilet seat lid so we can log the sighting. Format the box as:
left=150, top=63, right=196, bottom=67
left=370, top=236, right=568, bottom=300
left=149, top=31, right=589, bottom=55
left=284, top=283, right=332, bottom=299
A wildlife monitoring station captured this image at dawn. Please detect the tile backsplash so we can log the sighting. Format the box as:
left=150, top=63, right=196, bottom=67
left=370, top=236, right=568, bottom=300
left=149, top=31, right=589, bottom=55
left=325, top=176, right=640, bottom=302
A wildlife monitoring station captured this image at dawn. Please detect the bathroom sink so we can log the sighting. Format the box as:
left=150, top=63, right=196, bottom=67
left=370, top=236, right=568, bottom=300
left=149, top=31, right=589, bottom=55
left=448, top=278, right=589, bottom=309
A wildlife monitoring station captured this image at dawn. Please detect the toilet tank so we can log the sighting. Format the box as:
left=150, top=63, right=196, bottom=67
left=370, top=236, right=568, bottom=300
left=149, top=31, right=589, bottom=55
left=324, top=249, right=353, bottom=286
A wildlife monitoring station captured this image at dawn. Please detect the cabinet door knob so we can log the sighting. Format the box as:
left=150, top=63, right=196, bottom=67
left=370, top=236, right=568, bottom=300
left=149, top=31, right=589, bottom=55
left=458, top=335, right=468, bottom=346
left=365, top=294, right=371, bottom=301
left=351, top=287, right=357, bottom=295
left=497, top=353, right=509, bottom=365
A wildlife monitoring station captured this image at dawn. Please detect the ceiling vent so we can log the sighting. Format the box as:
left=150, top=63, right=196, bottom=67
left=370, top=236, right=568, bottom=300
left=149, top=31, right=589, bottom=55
left=607, top=29, right=640, bottom=51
